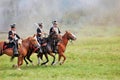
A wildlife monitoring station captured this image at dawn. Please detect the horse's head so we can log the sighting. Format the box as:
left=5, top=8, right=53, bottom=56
left=28, top=35, right=40, bottom=49
left=65, top=31, right=76, bottom=40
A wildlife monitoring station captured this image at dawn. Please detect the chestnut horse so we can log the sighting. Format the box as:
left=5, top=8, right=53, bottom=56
left=24, top=31, right=76, bottom=65
left=0, top=35, right=40, bottom=70
left=57, top=31, right=76, bottom=64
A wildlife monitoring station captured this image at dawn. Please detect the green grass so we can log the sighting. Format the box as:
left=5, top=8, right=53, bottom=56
left=0, top=37, right=120, bottom=80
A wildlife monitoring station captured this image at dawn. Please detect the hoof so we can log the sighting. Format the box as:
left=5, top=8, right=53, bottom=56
left=60, top=63, right=62, bottom=65
left=41, top=63, right=48, bottom=66
left=59, top=62, right=64, bottom=65
left=32, top=63, right=35, bottom=66
left=52, top=61, right=58, bottom=65
left=17, top=68, right=21, bottom=70
left=44, top=63, right=48, bottom=67
left=41, top=63, right=45, bottom=65
left=51, top=62, right=55, bottom=65
left=26, top=64, right=29, bottom=67
left=12, top=64, right=18, bottom=68
left=37, top=63, right=40, bottom=66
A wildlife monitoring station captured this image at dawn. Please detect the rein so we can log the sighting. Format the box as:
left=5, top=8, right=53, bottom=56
left=30, top=43, right=39, bottom=52
left=70, top=40, right=73, bottom=44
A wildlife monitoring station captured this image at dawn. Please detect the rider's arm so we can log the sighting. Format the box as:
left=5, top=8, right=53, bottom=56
left=58, top=28, right=61, bottom=34
left=49, top=27, right=53, bottom=34
left=37, top=28, right=41, bottom=34
left=15, top=34, right=20, bottom=39
left=9, top=31, right=14, bottom=39
left=41, top=29, right=47, bottom=35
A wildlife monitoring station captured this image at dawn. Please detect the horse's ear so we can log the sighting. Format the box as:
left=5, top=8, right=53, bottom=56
left=33, top=34, right=36, bottom=37
left=28, top=37, right=31, bottom=40
left=66, top=31, right=70, bottom=33
left=66, top=31, right=68, bottom=33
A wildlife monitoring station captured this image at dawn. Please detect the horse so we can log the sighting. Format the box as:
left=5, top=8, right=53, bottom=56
left=24, top=31, right=76, bottom=65
left=56, top=31, right=76, bottom=64
left=24, top=35, right=56, bottom=66
left=0, top=35, right=40, bottom=70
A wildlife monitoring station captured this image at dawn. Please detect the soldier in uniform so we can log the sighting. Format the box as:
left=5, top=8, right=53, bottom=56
left=49, top=21, right=61, bottom=53
left=49, top=21, right=61, bottom=35
left=8, top=24, right=20, bottom=57
left=36, top=23, right=46, bottom=53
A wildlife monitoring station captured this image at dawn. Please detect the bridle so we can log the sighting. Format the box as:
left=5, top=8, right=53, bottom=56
left=66, top=32, right=76, bottom=41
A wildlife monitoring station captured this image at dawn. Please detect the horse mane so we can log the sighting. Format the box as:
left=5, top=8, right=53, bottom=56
left=62, top=31, right=68, bottom=38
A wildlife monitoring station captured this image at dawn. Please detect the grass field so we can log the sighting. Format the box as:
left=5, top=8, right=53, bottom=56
left=0, top=36, right=120, bottom=80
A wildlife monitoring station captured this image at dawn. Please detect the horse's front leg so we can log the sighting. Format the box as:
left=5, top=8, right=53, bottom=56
left=48, top=52, right=55, bottom=65
left=37, top=53, right=43, bottom=65
left=26, top=54, right=34, bottom=66
left=26, top=50, right=35, bottom=66
left=24, top=57, right=29, bottom=66
left=17, top=55, right=24, bottom=70
left=41, top=53, right=49, bottom=65
left=58, top=52, right=66, bottom=65
left=60, top=54, right=66, bottom=65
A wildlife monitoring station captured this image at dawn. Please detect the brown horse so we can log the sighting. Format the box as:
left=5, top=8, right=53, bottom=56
left=24, top=35, right=56, bottom=66
left=24, top=31, right=76, bottom=65
left=55, top=31, right=76, bottom=64
left=0, top=35, right=40, bottom=70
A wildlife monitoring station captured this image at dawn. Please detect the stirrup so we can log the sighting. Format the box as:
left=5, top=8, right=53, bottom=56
left=13, top=51, right=19, bottom=57
left=53, top=50, right=58, bottom=53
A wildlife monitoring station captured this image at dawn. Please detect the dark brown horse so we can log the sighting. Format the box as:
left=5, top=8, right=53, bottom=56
left=24, top=31, right=76, bottom=65
left=0, top=35, right=40, bottom=70
left=24, top=35, right=56, bottom=66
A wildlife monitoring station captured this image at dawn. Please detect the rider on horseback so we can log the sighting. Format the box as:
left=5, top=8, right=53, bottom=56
left=49, top=21, right=61, bottom=53
left=8, top=24, right=20, bottom=57
left=36, top=23, right=46, bottom=53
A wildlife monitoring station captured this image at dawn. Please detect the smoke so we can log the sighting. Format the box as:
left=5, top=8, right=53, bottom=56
left=0, top=0, right=120, bottom=37
left=61, top=0, right=120, bottom=26
left=0, top=0, right=65, bottom=37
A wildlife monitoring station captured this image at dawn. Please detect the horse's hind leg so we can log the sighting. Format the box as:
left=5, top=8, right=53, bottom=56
left=41, top=53, right=49, bottom=65
left=58, top=54, right=61, bottom=64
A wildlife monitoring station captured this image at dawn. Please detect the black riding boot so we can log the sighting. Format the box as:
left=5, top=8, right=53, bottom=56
left=39, top=47, right=43, bottom=54
left=13, top=42, right=19, bottom=57
left=53, top=40, right=57, bottom=53
left=53, top=45, right=58, bottom=53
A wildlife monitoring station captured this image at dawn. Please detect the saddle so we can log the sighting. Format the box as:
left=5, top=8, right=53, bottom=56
left=3, top=42, right=14, bottom=50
